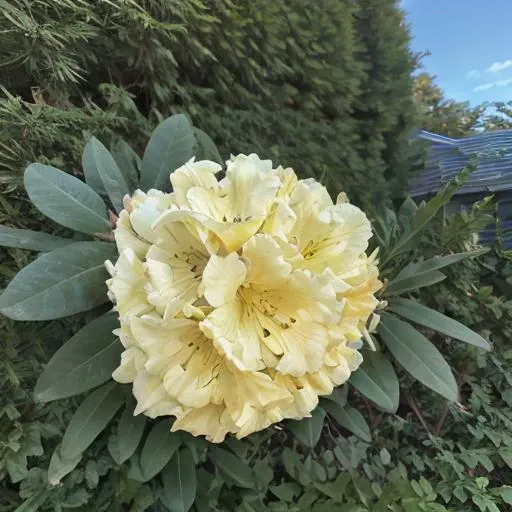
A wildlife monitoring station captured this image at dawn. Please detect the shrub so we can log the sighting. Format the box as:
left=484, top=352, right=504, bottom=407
left=0, top=0, right=417, bottom=210
left=1, top=117, right=508, bottom=512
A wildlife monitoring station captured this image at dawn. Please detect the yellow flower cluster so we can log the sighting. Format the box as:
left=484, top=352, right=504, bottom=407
left=106, top=155, right=381, bottom=442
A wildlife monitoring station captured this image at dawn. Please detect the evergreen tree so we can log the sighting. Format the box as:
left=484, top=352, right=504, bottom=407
left=0, top=0, right=417, bottom=210
left=352, top=0, right=418, bottom=207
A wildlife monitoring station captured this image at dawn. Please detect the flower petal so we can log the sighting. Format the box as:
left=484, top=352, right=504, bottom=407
left=171, top=158, right=222, bottom=209
left=200, top=298, right=264, bottom=372
left=201, top=253, right=247, bottom=307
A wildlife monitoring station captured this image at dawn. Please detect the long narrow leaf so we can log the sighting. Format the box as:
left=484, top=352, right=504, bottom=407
left=288, top=408, right=325, bottom=448
left=0, top=226, right=72, bottom=252
left=210, top=447, right=256, bottom=489
left=139, top=421, right=182, bottom=481
left=109, top=399, right=147, bottom=465
left=82, top=136, right=130, bottom=212
left=34, top=312, right=121, bottom=402
left=378, top=312, right=458, bottom=402
left=193, top=127, right=222, bottom=164
left=394, top=249, right=489, bottom=282
left=24, top=163, right=111, bottom=234
left=385, top=270, right=446, bottom=296
left=162, top=447, right=197, bottom=512
left=388, top=298, right=490, bottom=350
left=321, top=401, right=371, bottom=442
left=0, top=242, right=116, bottom=320
left=61, top=382, right=124, bottom=459
left=140, top=114, right=195, bottom=191
left=111, top=139, right=140, bottom=192
left=386, top=172, right=467, bottom=261
left=349, top=351, right=399, bottom=412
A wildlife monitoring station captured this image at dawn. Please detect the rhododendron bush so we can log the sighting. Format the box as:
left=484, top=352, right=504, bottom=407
left=0, top=115, right=490, bottom=507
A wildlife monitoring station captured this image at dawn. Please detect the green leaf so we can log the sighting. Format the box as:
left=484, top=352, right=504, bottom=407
left=349, top=350, right=399, bottom=412
left=288, top=407, right=325, bottom=448
left=270, top=483, right=301, bottom=503
left=109, top=399, right=147, bottom=465
left=501, top=448, right=512, bottom=469
left=321, top=402, right=371, bottom=442
left=389, top=298, right=490, bottom=350
left=322, top=385, right=348, bottom=408
left=61, top=382, right=124, bottom=459
left=397, top=196, right=418, bottom=231
left=140, top=421, right=182, bottom=482
left=34, top=312, right=121, bottom=402
left=162, top=447, right=197, bottom=512
left=392, top=249, right=489, bottom=284
left=384, top=270, right=447, bottom=296
left=0, top=226, right=72, bottom=252
left=374, top=208, right=399, bottom=252
left=24, top=163, right=111, bottom=234
left=386, top=173, right=466, bottom=261
left=140, top=114, right=195, bottom=191
left=111, top=139, right=140, bottom=192
left=193, top=128, right=223, bottom=164
left=378, top=312, right=458, bottom=402
left=13, top=489, right=48, bottom=512
left=0, top=241, right=116, bottom=320
left=210, top=447, right=256, bottom=489
left=82, top=136, right=129, bottom=212
left=47, top=444, right=82, bottom=485
left=498, top=486, right=512, bottom=505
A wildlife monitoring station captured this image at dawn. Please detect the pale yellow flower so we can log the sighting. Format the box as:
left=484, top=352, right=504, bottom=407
left=106, top=154, right=381, bottom=442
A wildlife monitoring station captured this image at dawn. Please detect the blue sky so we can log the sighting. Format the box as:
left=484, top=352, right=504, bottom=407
left=404, top=0, right=512, bottom=105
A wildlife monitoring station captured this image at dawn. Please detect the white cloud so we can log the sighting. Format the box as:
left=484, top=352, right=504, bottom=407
left=466, top=69, right=481, bottom=79
left=474, top=78, right=512, bottom=92
left=474, top=83, right=495, bottom=92
left=486, top=59, right=512, bottom=73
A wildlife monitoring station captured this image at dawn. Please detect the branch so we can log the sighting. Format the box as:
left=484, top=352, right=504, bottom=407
left=406, top=393, right=433, bottom=434
left=434, top=403, right=450, bottom=436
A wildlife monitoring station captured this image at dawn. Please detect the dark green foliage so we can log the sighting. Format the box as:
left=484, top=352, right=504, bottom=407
left=352, top=0, right=419, bottom=207
left=0, top=0, right=417, bottom=210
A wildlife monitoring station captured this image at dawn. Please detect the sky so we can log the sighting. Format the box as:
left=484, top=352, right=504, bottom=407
left=403, top=0, right=512, bottom=106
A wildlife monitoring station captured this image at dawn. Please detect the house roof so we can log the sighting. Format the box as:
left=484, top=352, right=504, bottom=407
left=409, top=129, right=512, bottom=197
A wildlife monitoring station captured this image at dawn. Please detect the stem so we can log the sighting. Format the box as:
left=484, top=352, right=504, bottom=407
left=94, top=232, right=115, bottom=242
left=406, top=394, right=432, bottom=434
left=434, top=403, right=450, bottom=436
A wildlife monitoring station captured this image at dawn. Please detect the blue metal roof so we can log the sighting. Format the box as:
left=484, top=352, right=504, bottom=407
left=410, top=129, right=512, bottom=198
left=410, top=129, right=512, bottom=249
